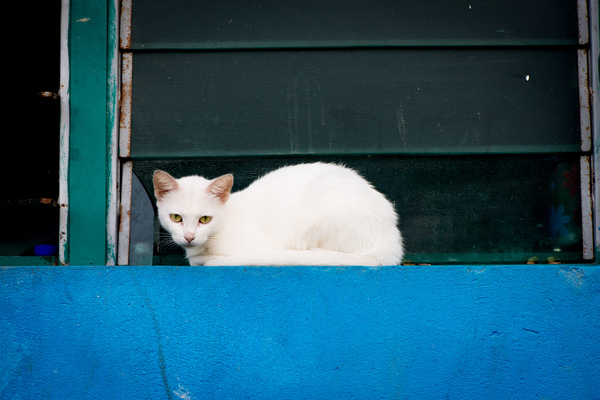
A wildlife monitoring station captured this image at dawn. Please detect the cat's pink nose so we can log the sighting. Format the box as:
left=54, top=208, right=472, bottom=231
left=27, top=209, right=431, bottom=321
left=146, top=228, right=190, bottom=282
left=184, top=233, right=195, bottom=243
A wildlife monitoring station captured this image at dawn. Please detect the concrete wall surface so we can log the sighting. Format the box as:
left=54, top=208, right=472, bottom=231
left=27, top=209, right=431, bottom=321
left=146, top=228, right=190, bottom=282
left=1, top=265, right=598, bottom=399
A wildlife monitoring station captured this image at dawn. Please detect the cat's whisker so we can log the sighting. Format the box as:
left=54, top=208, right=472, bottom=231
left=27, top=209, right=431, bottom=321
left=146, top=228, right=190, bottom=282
left=155, top=232, right=181, bottom=253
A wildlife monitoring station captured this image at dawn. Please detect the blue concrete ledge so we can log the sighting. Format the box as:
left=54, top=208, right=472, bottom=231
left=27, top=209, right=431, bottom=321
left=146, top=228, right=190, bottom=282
left=1, top=265, right=599, bottom=399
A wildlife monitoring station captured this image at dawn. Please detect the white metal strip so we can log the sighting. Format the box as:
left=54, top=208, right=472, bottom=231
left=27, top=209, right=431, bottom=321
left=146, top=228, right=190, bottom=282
left=59, top=0, right=70, bottom=265
left=116, top=0, right=133, bottom=265
left=578, top=0, right=590, bottom=45
left=579, top=50, right=592, bottom=153
left=589, top=0, right=600, bottom=260
left=117, top=161, right=133, bottom=265
left=120, top=0, right=132, bottom=49
left=580, top=155, right=594, bottom=259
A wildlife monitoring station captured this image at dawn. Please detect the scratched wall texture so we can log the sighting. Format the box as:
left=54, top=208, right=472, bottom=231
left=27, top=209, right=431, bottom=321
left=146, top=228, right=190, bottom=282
left=1, top=266, right=598, bottom=399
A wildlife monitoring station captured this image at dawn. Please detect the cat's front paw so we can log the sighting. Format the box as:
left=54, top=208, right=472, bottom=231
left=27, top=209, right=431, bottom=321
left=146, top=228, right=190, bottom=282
left=201, top=255, right=249, bottom=266
left=201, top=257, right=224, bottom=266
left=186, top=255, right=219, bottom=266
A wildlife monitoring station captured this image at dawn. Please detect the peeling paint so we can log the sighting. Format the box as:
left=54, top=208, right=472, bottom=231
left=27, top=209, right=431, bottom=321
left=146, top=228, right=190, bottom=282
left=577, top=0, right=589, bottom=45
left=173, top=385, right=192, bottom=400
left=119, top=52, right=133, bottom=158
left=120, top=0, right=132, bottom=49
left=559, top=267, right=585, bottom=288
left=106, top=0, right=121, bottom=266
left=467, top=267, right=486, bottom=274
left=58, top=0, right=70, bottom=265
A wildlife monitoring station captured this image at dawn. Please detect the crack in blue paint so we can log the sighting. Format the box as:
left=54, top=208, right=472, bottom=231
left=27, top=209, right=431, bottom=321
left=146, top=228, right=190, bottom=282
left=129, top=271, right=173, bottom=400
left=522, top=328, right=540, bottom=335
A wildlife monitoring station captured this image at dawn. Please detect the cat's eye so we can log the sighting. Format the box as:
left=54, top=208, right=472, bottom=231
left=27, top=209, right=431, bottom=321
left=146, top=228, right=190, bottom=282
left=170, top=214, right=182, bottom=222
left=199, top=216, right=212, bottom=224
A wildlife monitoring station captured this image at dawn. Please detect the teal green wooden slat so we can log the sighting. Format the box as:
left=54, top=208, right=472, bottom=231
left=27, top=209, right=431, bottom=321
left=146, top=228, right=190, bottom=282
left=68, top=0, right=110, bottom=265
left=130, top=49, right=580, bottom=157
left=129, top=0, right=580, bottom=49
left=132, top=155, right=585, bottom=264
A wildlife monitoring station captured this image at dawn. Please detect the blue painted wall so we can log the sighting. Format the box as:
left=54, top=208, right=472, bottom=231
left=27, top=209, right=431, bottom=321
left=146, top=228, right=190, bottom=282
left=1, top=265, right=599, bottom=399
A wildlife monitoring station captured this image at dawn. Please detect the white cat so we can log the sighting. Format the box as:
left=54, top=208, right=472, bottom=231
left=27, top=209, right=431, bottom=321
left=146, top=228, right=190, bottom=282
left=153, top=163, right=403, bottom=266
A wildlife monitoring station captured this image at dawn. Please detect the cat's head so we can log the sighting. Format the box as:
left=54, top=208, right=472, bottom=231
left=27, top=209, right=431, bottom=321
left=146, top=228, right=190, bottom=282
left=153, top=170, right=233, bottom=249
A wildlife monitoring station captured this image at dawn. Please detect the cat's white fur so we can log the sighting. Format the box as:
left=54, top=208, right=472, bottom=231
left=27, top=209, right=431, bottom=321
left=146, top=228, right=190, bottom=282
left=153, top=163, right=403, bottom=266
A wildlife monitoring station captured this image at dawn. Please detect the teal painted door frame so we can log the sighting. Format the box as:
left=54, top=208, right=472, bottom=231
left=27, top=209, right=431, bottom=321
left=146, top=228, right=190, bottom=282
left=64, top=0, right=119, bottom=265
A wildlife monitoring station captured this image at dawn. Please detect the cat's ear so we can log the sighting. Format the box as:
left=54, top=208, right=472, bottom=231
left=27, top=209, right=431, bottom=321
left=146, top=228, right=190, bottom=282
left=207, top=174, right=233, bottom=203
left=153, top=170, right=179, bottom=201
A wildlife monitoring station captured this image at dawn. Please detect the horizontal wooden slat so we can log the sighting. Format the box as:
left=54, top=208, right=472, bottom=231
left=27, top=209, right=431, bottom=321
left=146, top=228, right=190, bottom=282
left=132, top=155, right=585, bottom=264
left=129, top=49, right=580, bottom=157
left=128, top=0, right=580, bottom=49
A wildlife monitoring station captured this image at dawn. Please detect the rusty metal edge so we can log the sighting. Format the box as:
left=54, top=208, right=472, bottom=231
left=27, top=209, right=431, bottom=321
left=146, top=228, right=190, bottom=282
left=120, top=52, right=133, bottom=158
left=579, top=0, right=590, bottom=45
left=120, top=0, right=131, bottom=50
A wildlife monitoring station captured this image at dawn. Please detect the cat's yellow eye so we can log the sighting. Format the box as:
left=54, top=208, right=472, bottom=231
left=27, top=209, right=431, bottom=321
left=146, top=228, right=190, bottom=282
left=170, top=214, right=182, bottom=222
left=199, top=216, right=212, bottom=224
